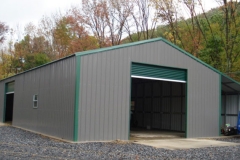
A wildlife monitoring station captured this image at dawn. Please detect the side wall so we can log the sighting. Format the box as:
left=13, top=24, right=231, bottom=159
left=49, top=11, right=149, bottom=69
left=78, top=41, right=220, bottom=141
left=0, top=56, right=76, bottom=140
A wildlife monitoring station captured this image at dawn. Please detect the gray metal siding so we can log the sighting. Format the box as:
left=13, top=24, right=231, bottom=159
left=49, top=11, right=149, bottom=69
left=221, top=95, right=240, bottom=126
left=78, top=41, right=220, bottom=141
left=1, top=57, right=76, bottom=140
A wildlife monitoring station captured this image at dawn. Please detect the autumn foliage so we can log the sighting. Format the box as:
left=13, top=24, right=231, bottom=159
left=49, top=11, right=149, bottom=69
left=1, top=0, right=240, bottom=81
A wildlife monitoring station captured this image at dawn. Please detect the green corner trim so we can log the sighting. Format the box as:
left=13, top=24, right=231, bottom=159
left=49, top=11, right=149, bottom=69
left=74, top=56, right=81, bottom=141
left=185, top=70, right=188, bottom=138
left=219, top=75, right=222, bottom=136
left=3, top=83, right=7, bottom=122
left=128, top=63, right=132, bottom=140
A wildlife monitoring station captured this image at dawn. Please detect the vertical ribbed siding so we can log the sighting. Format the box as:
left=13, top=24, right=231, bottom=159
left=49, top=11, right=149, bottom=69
left=221, top=95, right=240, bottom=126
left=78, top=50, right=130, bottom=141
left=78, top=41, right=220, bottom=140
left=9, top=56, right=76, bottom=141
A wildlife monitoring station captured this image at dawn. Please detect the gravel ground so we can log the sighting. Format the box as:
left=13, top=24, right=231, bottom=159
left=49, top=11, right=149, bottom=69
left=1, top=126, right=240, bottom=160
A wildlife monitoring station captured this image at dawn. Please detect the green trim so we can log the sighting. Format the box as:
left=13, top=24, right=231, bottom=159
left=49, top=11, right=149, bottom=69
left=219, top=75, right=222, bottom=136
left=74, top=56, right=81, bottom=141
left=3, top=83, right=7, bottom=122
left=128, top=63, right=132, bottom=140
left=185, top=70, right=188, bottom=138
left=75, top=38, right=163, bottom=57
left=3, top=81, right=15, bottom=122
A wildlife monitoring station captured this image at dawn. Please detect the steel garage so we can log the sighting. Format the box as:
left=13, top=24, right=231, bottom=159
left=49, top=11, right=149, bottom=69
left=1, top=38, right=240, bottom=142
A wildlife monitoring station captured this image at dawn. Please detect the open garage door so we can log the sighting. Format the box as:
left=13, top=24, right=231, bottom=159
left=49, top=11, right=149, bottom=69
left=131, top=63, right=186, bottom=83
left=4, top=81, right=15, bottom=123
left=130, top=63, right=187, bottom=139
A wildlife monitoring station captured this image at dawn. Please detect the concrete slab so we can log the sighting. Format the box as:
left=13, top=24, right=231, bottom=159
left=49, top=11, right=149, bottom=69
left=0, top=123, right=6, bottom=126
left=130, top=130, right=185, bottom=140
left=134, top=138, right=239, bottom=150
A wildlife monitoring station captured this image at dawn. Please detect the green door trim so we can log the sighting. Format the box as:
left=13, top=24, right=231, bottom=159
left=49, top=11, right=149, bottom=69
left=3, top=81, right=15, bottom=122
left=3, top=83, right=7, bottom=122
left=74, top=56, right=81, bottom=141
left=185, top=71, right=188, bottom=138
left=129, top=62, right=188, bottom=138
left=128, top=64, right=132, bottom=140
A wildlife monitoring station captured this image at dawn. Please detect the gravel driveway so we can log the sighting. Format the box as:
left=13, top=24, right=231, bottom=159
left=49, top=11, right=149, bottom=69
left=0, top=126, right=240, bottom=160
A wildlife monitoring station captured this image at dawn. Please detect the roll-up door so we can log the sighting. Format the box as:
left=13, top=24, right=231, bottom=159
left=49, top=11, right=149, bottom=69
left=131, top=63, right=187, bottom=83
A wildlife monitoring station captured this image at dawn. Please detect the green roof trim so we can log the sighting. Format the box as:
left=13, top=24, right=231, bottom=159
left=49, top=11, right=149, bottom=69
left=75, top=37, right=240, bottom=86
left=75, top=38, right=164, bottom=56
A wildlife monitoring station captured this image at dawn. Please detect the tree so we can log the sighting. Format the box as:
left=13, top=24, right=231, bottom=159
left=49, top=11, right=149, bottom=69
left=152, top=0, right=183, bottom=45
left=81, top=0, right=109, bottom=48
left=218, top=0, right=240, bottom=74
left=13, top=34, right=52, bottom=72
left=106, top=0, right=133, bottom=45
left=0, top=22, right=8, bottom=44
left=23, top=53, right=50, bottom=71
left=0, top=49, right=14, bottom=79
left=53, top=14, right=99, bottom=58
left=124, top=0, right=159, bottom=42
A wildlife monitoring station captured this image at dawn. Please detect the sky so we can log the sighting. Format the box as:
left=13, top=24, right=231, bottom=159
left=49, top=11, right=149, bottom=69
left=0, top=0, right=219, bottom=44
left=0, top=0, right=82, bottom=28
left=0, top=0, right=219, bottom=28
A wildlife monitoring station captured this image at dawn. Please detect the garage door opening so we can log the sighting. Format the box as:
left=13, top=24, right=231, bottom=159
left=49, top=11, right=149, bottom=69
left=4, top=81, right=15, bottom=124
left=130, top=78, right=186, bottom=140
left=5, top=93, right=14, bottom=122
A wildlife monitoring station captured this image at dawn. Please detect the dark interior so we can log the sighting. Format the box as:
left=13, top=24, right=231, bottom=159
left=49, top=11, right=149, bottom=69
left=5, top=93, right=14, bottom=122
left=130, top=78, right=186, bottom=133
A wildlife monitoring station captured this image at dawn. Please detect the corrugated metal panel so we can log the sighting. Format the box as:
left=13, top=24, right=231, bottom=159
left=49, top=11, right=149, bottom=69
left=226, top=95, right=238, bottom=114
left=130, top=79, right=185, bottom=132
left=152, top=113, right=161, bottom=128
left=222, top=95, right=226, bottom=114
left=11, top=56, right=76, bottom=141
left=132, top=63, right=186, bottom=82
left=171, top=114, right=181, bottom=131
left=221, top=95, right=240, bottom=127
left=78, top=40, right=219, bottom=140
left=226, top=116, right=238, bottom=126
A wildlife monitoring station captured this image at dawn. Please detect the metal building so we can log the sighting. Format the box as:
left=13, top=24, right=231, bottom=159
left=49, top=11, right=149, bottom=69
left=0, top=38, right=240, bottom=142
